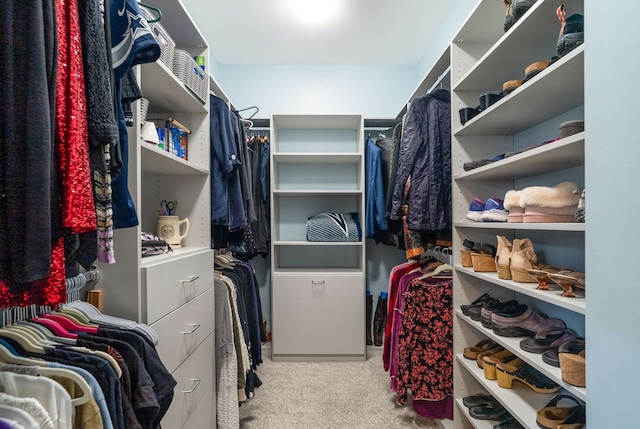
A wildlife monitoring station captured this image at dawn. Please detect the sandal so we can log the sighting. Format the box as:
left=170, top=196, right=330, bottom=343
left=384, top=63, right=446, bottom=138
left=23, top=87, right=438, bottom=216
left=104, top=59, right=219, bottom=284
left=461, top=293, right=494, bottom=317
left=520, top=328, right=576, bottom=354
left=464, top=339, right=498, bottom=360
left=469, top=402, right=509, bottom=421
left=536, top=394, right=585, bottom=429
left=549, top=271, right=585, bottom=298
left=482, top=350, right=516, bottom=380
left=525, top=267, right=570, bottom=291
left=476, top=344, right=505, bottom=369
left=496, top=359, right=561, bottom=393
left=542, top=338, right=583, bottom=367
left=462, top=393, right=498, bottom=408
left=559, top=339, right=586, bottom=387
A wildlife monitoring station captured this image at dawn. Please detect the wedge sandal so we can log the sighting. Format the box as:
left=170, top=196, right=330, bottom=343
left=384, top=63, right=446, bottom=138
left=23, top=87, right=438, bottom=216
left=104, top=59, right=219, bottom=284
left=536, top=394, right=585, bottom=429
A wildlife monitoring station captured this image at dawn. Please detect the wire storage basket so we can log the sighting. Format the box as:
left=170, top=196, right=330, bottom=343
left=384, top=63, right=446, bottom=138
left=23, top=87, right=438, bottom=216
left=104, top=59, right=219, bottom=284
left=172, top=49, right=207, bottom=103
left=141, top=7, right=175, bottom=70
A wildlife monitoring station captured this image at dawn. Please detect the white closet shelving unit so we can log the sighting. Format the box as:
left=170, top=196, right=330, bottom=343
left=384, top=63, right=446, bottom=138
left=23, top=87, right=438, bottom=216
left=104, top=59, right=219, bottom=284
left=97, top=1, right=215, bottom=428
left=450, top=1, right=585, bottom=428
left=270, top=114, right=366, bottom=361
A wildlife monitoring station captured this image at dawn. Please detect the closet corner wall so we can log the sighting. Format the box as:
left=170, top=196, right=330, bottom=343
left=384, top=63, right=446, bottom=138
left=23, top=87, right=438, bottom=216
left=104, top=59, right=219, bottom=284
left=97, top=1, right=216, bottom=427
left=450, top=1, right=585, bottom=428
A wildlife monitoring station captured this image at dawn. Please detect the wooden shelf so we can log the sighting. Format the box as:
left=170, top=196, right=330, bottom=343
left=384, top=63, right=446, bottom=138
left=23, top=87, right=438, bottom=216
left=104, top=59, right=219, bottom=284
left=456, top=266, right=585, bottom=314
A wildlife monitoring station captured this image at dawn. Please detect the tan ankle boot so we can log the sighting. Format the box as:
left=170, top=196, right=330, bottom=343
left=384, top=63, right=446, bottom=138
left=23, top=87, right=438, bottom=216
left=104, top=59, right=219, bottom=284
left=509, top=238, right=538, bottom=283
left=495, top=236, right=513, bottom=280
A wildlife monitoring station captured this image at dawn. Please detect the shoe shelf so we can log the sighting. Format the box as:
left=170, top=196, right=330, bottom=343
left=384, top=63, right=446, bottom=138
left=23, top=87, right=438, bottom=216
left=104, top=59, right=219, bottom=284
left=456, top=311, right=586, bottom=401
left=453, top=45, right=584, bottom=137
left=456, top=266, right=585, bottom=314
left=455, top=398, right=496, bottom=429
left=273, top=190, right=362, bottom=196
left=454, top=0, right=581, bottom=92
left=457, top=354, right=559, bottom=429
left=453, top=222, right=585, bottom=232
left=273, top=153, right=362, bottom=163
left=454, top=132, right=584, bottom=181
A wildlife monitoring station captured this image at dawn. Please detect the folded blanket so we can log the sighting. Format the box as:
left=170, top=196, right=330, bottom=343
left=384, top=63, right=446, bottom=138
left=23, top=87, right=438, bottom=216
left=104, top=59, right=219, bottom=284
left=306, top=212, right=362, bottom=242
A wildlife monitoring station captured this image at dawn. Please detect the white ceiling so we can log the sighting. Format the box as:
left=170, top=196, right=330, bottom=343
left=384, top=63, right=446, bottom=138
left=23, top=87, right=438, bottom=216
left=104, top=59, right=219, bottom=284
left=184, top=0, right=457, bottom=65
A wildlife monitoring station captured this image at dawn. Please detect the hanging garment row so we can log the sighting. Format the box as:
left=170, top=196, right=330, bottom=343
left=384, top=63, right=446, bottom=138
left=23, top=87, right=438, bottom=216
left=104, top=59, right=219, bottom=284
left=382, top=257, right=454, bottom=421
left=214, top=253, right=266, bottom=429
left=0, top=299, right=172, bottom=429
left=210, top=96, right=271, bottom=260
left=0, top=0, right=163, bottom=307
left=365, top=89, right=452, bottom=259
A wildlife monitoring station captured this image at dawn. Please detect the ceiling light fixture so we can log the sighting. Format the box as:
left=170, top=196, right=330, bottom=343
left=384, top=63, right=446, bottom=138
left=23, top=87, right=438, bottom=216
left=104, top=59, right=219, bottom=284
left=293, top=0, right=341, bottom=24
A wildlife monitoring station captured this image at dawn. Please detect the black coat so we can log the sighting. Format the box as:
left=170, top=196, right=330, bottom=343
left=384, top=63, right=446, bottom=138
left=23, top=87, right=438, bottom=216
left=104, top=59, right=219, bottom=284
left=389, top=89, right=451, bottom=232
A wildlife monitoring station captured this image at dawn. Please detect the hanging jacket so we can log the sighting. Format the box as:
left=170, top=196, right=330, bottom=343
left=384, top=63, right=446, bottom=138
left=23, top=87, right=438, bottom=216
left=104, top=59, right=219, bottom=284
left=389, top=89, right=451, bottom=232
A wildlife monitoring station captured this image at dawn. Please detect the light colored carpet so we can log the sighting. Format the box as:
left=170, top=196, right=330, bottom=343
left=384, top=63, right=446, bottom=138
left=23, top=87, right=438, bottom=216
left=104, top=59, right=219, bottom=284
left=239, top=348, right=452, bottom=429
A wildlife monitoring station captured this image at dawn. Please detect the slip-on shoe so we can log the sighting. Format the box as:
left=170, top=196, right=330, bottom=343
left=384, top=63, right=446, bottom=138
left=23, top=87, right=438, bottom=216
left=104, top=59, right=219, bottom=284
left=480, top=300, right=521, bottom=329
left=492, top=306, right=566, bottom=337
left=469, top=402, right=510, bottom=421
left=494, top=416, right=525, bottom=429
left=462, top=393, right=498, bottom=408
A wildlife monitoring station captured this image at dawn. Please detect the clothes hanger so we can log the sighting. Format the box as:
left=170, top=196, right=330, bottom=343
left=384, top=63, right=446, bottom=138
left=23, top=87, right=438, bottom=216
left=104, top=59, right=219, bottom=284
left=16, top=320, right=76, bottom=345
left=235, top=105, right=259, bottom=119
left=36, top=366, right=92, bottom=406
left=138, top=2, right=162, bottom=23
left=0, top=327, right=46, bottom=353
left=51, top=310, right=98, bottom=328
left=31, top=316, right=78, bottom=339
left=40, top=313, right=98, bottom=334
left=0, top=341, right=91, bottom=406
left=418, top=263, right=453, bottom=280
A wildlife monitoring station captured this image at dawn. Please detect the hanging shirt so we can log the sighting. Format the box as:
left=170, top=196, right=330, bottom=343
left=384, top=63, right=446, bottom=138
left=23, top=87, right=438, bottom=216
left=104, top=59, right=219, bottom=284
left=365, top=137, right=388, bottom=238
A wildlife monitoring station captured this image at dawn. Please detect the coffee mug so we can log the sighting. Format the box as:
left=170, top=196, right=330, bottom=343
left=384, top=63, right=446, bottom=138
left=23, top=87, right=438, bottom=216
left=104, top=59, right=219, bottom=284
left=157, top=216, right=189, bottom=248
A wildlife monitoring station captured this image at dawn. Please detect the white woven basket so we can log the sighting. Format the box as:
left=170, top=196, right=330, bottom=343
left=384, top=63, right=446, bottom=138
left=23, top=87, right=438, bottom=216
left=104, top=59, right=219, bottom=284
left=172, top=49, right=207, bottom=103
left=139, top=97, right=149, bottom=123
left=141, top=8, right=175, bottom=70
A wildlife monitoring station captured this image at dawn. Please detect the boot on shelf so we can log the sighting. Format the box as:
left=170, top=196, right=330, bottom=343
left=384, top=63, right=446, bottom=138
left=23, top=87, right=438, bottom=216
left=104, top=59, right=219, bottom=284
left=373, top=292, right=388, bottom=346
left=366, top=291, right=373, bottom=346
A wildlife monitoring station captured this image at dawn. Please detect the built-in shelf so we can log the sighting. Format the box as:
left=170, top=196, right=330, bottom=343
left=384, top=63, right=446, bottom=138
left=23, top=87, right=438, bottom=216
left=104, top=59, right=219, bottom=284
left=142, top=61, right=207, bottom=114
left=454, top=222, right=585, bottom=232
left=454, top=0, right=581, bottom=92
left=141, top=142, right=209, bottom=175
left=454, top=45, right=584, bottom=136
left=273, top=153, right=361, bottom=163
left=455, top=133, right=584, bottom=181
left=456, top=266, right=585, bottom=314
left=457, top=355, right=563, bottom=429
left=457, top=311, right=586, bottom=401
left=140, top=246, right=212, bottom=268
left=273, top=268, right=365, bottom=275
left=455, top=398, right=497, bottom=429
left=273, top=241, right=363, bottom=246
left=272, top=190, right=362, bottom=196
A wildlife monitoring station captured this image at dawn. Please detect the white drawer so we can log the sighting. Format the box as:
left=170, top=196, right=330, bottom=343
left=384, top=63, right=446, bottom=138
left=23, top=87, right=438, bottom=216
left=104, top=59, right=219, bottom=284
left=143, top=249, right=214, bottom=324
left=161, top=333, right=214, bottom=429
left=272, top=273, right=365, bottom=356
left=181, top=383, right=216, bottom=429
left=151, top=288, right=214, bottom=373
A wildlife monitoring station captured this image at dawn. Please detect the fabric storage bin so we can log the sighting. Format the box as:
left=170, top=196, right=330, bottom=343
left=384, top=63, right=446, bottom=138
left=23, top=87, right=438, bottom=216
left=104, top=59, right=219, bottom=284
left=172, top=49, right=207, bottom=103
left=141, top=8, right=175, bottom=70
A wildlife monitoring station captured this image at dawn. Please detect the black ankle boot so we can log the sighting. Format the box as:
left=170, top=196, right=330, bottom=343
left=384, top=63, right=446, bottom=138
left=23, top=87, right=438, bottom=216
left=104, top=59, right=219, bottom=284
left=366, top=293, right=373, bottom=346
left=373, top=293, right=388, bottom=346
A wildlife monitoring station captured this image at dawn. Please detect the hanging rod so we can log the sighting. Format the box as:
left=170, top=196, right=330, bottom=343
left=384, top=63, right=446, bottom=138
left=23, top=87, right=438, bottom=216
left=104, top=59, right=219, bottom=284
left=426, top=65, right=451, bottom=95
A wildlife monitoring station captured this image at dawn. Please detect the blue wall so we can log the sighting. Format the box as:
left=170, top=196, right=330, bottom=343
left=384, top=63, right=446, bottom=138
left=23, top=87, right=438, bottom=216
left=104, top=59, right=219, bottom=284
left=215, top=64, right=416, bottom=119
left=585, top=0, right=640, bottom=426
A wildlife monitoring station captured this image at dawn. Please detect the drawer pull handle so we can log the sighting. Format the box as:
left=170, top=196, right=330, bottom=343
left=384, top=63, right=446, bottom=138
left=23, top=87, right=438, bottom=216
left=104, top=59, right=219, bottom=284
left=181, top=275, right=200, bottom=284
left=179, top=323, right=200, bottom=334
left=180, top=378, right=201, bottom=394
left=311, top=280, right=325, bottom=285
